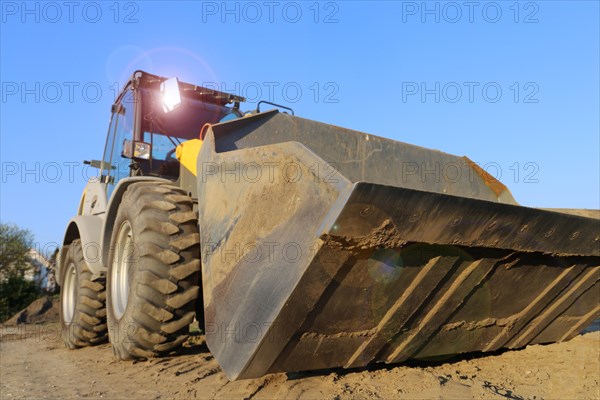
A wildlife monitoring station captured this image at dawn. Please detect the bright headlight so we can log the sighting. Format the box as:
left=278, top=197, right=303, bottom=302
left=160, top=77, right=181, bottom=113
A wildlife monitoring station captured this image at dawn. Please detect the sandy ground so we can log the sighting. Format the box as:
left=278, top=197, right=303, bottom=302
left=1, top=321, right=598, bottom=400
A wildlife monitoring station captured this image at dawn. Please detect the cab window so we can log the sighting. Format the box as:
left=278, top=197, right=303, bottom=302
left=101, top=89, right=135, bottom=198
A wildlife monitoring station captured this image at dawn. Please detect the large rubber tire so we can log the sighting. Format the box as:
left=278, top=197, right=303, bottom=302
left=106, top=182, right=201, bottom=360
left=59, top=239, right=108, bottom=348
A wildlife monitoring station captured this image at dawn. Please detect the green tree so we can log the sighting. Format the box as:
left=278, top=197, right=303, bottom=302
left=0, top=276, right=40, bottom=321
left=1, top=223, right=34, bottom=280
left=0, top=223, right=40, bottom=321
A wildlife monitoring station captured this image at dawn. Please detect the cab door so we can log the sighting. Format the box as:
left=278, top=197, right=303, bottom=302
left=100, top=89, right=136, bottom=199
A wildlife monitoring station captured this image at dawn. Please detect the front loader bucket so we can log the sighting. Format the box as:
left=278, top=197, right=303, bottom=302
left=196, top=110, right=600, bottom=380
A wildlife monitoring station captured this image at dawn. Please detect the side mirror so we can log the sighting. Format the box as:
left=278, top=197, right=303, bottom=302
left=160, top=77, right=181, bottom=113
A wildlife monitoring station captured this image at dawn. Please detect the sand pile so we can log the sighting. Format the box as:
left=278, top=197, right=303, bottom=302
left=3, top=296, right=59, bottom=325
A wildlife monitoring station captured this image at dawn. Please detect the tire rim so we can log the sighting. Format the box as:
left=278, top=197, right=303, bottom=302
left=112, top=221, right=134, bottom=319
left=62, top=262, right=76, bottom=324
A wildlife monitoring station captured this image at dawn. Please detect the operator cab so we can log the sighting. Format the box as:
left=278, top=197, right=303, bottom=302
left=100, top=70, right=245, bottom=198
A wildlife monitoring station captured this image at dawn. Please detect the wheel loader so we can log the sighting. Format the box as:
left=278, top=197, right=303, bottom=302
left=57, top=70, right=600, bottom=380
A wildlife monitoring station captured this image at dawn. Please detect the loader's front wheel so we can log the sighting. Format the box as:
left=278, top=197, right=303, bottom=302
left=59, top=239, right=108, bottom=348
left=106, top=182, right=201, bottom=360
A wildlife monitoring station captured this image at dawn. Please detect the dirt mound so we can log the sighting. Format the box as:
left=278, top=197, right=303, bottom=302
left=3, top=296, right=59, bottom=325
left=0, top=325, right=598, bottom=399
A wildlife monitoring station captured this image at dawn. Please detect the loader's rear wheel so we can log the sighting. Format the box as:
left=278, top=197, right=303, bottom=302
left=106, top=182, right=201, bottom=360
left=59, top=239, right=108, bottom=348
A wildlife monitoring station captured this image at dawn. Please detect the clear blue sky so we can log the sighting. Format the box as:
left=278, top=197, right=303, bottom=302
left=1, top=1, right=599, bottom=252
